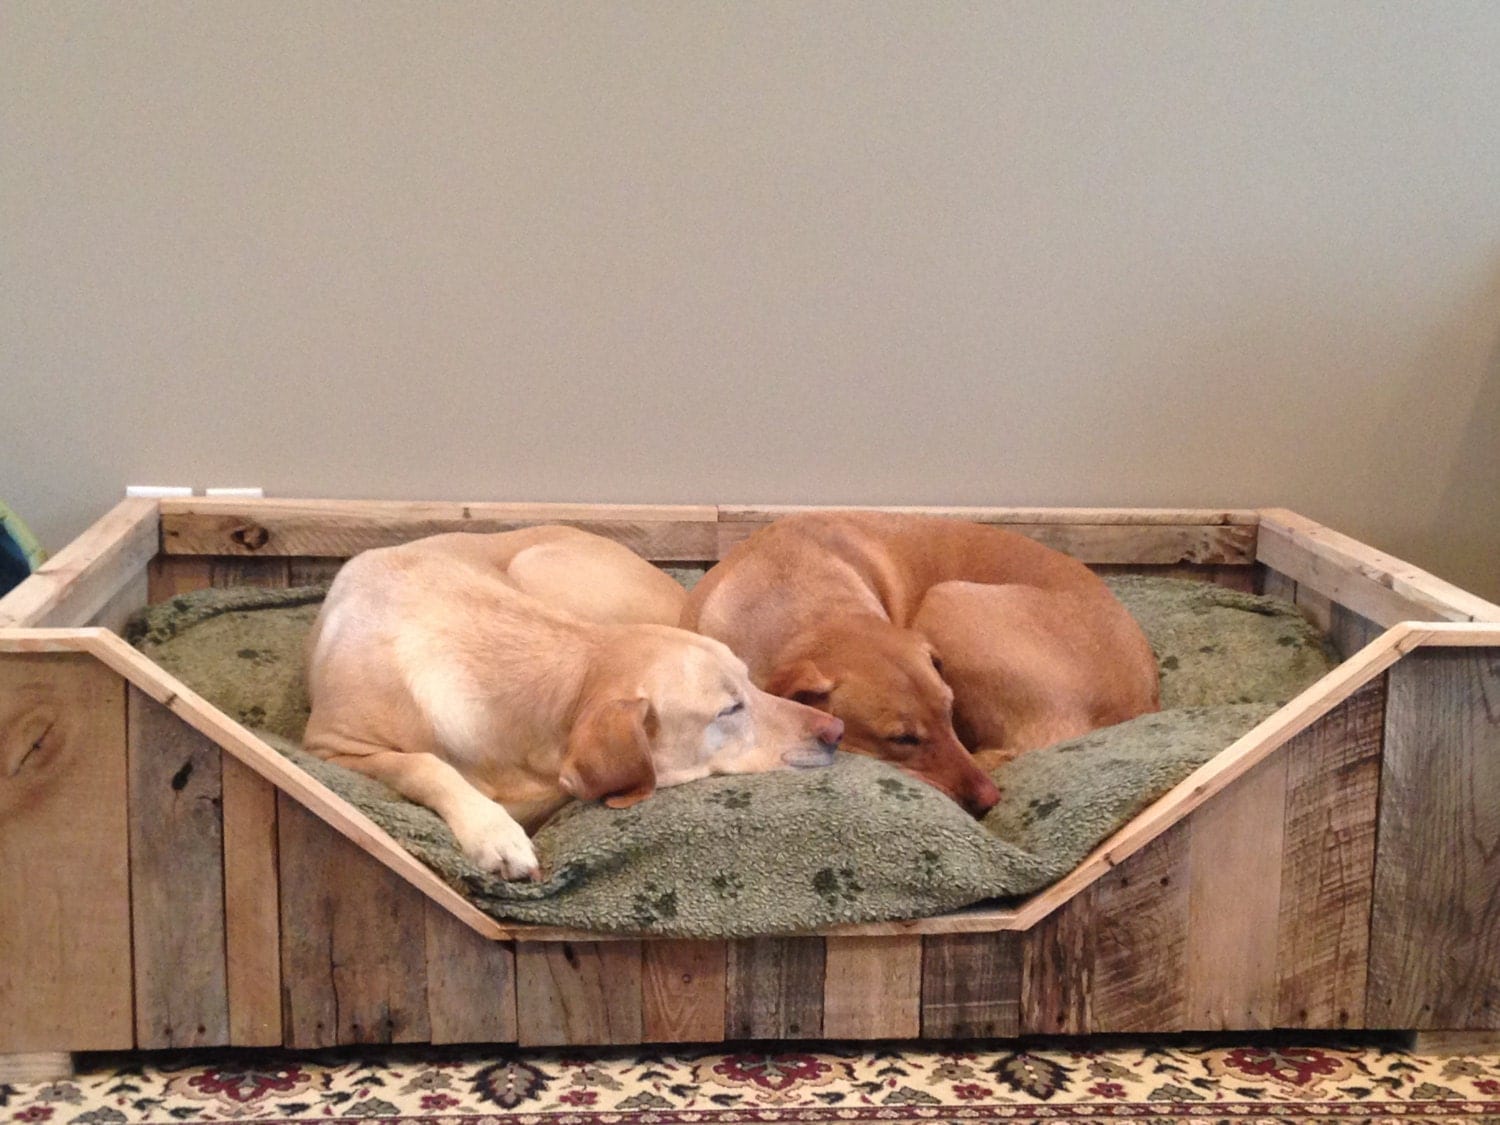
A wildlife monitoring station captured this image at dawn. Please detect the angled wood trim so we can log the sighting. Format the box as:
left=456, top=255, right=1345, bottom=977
left=1257, top=509, right=1500, bottom=625
left=0, top=499, right=158, bottom=628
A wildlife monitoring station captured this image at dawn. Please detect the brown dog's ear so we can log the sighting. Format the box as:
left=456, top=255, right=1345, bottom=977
left=560, top=697, right=657, bottom=809
left=765, top=660, right=836, bottom=706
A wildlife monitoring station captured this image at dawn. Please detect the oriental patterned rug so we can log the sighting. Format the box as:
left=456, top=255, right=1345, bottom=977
left=7, top=1038, right=1500, bottom=1124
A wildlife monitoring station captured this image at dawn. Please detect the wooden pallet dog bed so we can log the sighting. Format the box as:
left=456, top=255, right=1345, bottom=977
left=1, top=499, right=1497, bottom=1072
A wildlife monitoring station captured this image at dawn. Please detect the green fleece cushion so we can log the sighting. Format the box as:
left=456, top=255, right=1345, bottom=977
left=126, top=576, right=1335, bottom=936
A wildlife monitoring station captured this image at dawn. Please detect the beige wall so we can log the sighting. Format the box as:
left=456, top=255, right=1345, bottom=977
left=4, top=2, right=1497, bottom=598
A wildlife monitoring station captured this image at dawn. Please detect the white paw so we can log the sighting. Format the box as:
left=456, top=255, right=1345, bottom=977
left=452, top=801, right=540, bottom=881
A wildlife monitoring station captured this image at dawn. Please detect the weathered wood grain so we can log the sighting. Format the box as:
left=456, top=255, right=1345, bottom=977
left=0, top=499, right=157, bottom=628
left=1185, top=752, right=1288, bottom=1030
left=718, top=519, right=1256, bottom=565
left=0, top=655, right=133, bottom=1051
left=1330, top=603, right=1383, bottom=661
left=921, top=932, right=1021, bottom=1038
left=221, top=754, right=283, bottom=1045
left=161, top=498, right=719, bottom=561
left=288, top=557, right=345, bottom=585
left=147, top=556, right=213, bottom=603
left=211, top=557, right=291, bottom=588
left=514, top=941, right=644, bottom=1046
left=1090, top=824, right=1191, bottom=1032
left=1369, top=649, right=1500, bottom=1029
left=87, top=569, right=148, bottom=634
left=425, top=903, right=518, bottom=1044
left=128, top=687, right=229, bottom=1048
left=641, top=940, right=728, bottom=1043
left=1275, top=678, right=1384, bottom=1028
left=1021, top=887, right=1095, bottom=1035
left=277, top=794, right=431, bottom=1047
left=726, top=937, right=826, bottom=1039
left=822, top=934, right=922, bottom=1039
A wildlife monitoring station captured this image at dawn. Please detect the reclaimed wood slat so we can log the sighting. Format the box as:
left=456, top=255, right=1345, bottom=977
left=87, top=569, right=148, bottom=634
left=1329, top=603, right=1383, bottom=661
left=921, top=932, right=1021, bottom=1038
left=425, top=903, right=518, bottom=1044
left=1091, top=824, right=1191, bottom=1032
left=288, top=557, right=345, bottom=585
left=147, top=556, right=213, bottom=603
left=717, top=520, right=1256, bottom=565
left=1274, top=678, right=1385, bottom=1029
left=641, top=940, right=728, bottom=1044
left=1021, top=887, right=1095, bottom=1035
left=0, top=499, right=158, bottom=628
left=717, top=505, right=1259, bottom=526
left=0, top=654, right=133, bottom=1051
left=211, top=557, right=291, bottom=589
left=514, top=942, right=644, bottom=1047
left=1368, top=649, right=1500, bottom=1029
left=221, top=754, right=283, bottom=1045
left=1185, top=752, right=1289, bottom=1030
left=1258, top=565, right=1298, bottom=602
left=128, top=688, right=230, bottom=1048
left=160, top=499, right=718, bottom=561
left=277, top=794, right=431, bottom=1047
left=822, top=934, right=922, bottom=1039
left=726, top=938, right=825, bottom=1040
left=1295, top=584, right=1334, bottom=634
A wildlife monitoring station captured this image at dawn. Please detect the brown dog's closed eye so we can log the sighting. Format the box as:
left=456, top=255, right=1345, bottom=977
left=560, top=696, right=658, bottom=808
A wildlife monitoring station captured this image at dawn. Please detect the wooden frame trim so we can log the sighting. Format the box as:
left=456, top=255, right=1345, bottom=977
left=158, top=498, right=720, bottom=558
left=1256, top=509, right=1500, bottom=625
left=0, top=499, right=158, bottom=628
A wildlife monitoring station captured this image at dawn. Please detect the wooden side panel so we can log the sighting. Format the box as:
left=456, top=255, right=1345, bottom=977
left=1330, top=603, right=1383, bottom=661
left=212, top=558, right=291, bottom=589
left=641, top=940, right=727, bottom=1044
left=726, top=937, right=825, bottom=1040
left=147, top=556, right=213, bottom=603
left=921, top=932, right=1021, bottom=1038
left=1091, top=823, right=1191, bottom=1032
left=1369, top=649, right=1500, bottom=1029
left=277, top=794, right=431, bottom=1047
left=222, top=754, right=283, bottom=1045
left=425, top=903, right=517, bottom=1044
left=0, top=654, right=134, bottom=1051
left=88, top=569, right=148, bottom=634
left=514, top=941, right=644, bottom=1047
left=1021, top=886, right=1095, bottom=1035
left=1184, top=752, right=1288, bottom=1030
left=1274, top=678, right=1385, bottom=1028
left=823, top=934, right=921, bottom=1040
left=127, top=688, right=229, bottom=1048
left=161, top=499, right=719, bottom=561
left=288, top=557, right=345, bottom=585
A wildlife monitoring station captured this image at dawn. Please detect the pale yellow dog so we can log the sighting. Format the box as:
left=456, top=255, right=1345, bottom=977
left=304, top=526, right=843, bottom=880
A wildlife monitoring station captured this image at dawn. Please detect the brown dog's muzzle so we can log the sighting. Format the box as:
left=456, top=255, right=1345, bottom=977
left=910, top=738, right=1001, bottom=817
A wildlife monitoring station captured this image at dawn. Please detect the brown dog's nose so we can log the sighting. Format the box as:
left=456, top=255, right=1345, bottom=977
left=967, top=774, right=1001, bottom=817
left=816, top=716, right=845, bottom=747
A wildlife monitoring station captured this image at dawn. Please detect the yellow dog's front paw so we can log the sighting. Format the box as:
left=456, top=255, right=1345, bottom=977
left=453, top=801, right=541, bottom=881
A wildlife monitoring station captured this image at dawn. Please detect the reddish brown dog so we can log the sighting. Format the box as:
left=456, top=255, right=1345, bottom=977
left=681, top=511, right=1160, bottom=815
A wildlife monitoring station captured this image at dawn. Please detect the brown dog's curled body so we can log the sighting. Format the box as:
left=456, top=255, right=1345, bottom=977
left=681, top=511, right=1159, bottom=815
left=305, top=526, right=843, bottom=880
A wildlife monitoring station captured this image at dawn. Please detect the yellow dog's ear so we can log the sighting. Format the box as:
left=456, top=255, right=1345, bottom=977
left=765, top=660, right=835, bottom=706
left=560, top=696, right=657, bottom=809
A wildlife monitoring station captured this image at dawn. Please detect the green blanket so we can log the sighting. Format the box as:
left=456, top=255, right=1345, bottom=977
left=127, top=575, right=1335, bottom=936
